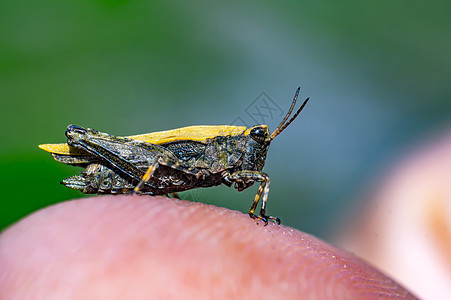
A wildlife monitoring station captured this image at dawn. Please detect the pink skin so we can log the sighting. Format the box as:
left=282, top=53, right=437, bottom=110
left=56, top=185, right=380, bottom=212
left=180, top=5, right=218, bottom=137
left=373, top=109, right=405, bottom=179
left=1, top=196, right=415, bottom=299
left=340, top=131, right=451, bottom=299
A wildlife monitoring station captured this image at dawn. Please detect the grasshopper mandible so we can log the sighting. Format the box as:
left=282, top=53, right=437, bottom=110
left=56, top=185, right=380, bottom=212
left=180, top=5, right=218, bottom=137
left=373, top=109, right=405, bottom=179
left=39, top=88, right=309, bottom=224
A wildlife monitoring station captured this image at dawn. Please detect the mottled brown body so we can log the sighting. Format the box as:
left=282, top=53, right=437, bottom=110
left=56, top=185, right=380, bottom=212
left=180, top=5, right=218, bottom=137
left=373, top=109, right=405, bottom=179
left=40, top=88, right=309, bottom=224
left=59, top=125, right=267, bottom=193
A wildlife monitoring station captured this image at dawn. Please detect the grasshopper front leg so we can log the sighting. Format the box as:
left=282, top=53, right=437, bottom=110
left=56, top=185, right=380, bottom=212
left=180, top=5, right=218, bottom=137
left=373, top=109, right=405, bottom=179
left=225, top=170, right=280, bottom=225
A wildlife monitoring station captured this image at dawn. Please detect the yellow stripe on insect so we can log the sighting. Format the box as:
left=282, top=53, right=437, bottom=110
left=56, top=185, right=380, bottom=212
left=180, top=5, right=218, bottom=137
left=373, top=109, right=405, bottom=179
left=130, top=125, right=247, bottom=144
left=38, top=125, right=246, bottom=155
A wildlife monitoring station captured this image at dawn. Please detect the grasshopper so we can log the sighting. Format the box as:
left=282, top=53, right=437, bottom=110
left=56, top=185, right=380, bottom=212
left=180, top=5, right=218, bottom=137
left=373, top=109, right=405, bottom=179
left=39, top=88, right=309, bottom=224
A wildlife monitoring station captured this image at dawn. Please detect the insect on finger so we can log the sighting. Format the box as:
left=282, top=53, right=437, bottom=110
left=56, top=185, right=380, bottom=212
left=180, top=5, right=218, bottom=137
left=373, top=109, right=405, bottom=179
left=39, top=88, right=310, bottom=224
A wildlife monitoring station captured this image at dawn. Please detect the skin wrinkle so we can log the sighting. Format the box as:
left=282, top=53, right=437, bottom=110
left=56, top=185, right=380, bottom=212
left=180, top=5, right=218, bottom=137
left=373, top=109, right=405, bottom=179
left=167, top=204, right=227, bottom=249
left=261, top=228, right=410, bottom=298
left=353, top=272, right=408, bottom=297
left=258, top=229, right=335, bottom=292
left=132, top=197, right=170, bottom=228
left=0, top=196, right=416, bottom=299
left=231, top=215, right=402, bottom=297
left=159, top=200, right=282, bottom=292
left=327, top=253, right=398, bottom=296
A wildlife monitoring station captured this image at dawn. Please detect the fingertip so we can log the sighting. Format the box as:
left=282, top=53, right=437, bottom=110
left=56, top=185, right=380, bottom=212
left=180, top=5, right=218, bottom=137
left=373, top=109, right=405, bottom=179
left=1, top=196, right=416, bottom=299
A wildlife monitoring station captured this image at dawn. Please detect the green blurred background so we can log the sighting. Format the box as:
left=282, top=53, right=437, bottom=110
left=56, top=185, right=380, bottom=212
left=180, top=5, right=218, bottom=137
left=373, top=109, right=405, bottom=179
left=1, top=0, right=450, bottom=238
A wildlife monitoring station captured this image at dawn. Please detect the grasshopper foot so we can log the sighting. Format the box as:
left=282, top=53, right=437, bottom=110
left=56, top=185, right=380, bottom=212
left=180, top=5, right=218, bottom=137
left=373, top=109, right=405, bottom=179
left=249, top=213, right=281, bottom=226
left=272, top=216, right=281, bottom=225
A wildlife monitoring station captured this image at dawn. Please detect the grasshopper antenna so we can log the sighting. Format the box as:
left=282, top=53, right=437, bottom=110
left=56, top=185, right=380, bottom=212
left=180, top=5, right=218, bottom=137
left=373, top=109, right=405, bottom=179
left=269, top=87, right=309, bottom=141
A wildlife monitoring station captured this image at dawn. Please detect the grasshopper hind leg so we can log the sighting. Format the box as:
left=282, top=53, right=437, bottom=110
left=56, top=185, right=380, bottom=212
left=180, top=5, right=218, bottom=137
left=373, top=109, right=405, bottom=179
left=134, top=163, right=157, bottom=194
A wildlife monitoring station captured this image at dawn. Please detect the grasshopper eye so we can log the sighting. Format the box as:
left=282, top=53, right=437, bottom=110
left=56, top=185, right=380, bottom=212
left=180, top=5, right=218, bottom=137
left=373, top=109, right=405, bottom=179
left=250, top=127, right=268, bottom=143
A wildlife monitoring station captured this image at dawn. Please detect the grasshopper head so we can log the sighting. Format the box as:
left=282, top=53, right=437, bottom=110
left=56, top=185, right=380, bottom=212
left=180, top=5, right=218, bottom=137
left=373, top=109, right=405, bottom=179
left=65, top=125, right=104, bottom=147
left=246, top=125, right=271, bottom=144
left=268, top=87, right=309, bottom=142
left=65, top=125, right=88, bottom=144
